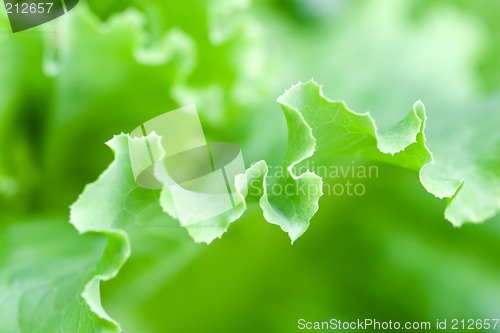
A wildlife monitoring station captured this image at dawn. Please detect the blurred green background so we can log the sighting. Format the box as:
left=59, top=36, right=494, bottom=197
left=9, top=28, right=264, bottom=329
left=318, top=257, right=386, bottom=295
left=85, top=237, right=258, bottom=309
left=1, top=0, right=499, bottom=332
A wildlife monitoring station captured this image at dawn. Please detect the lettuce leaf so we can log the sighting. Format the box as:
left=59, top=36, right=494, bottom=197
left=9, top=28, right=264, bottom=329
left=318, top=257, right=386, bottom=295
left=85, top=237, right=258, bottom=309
left=420, top=97, right=500, bottom=225
left=1, top=0, right=500, bottom=332
left=0, top=218, right=113, bottom=332
left=64, top=78, right=432, bottom=329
